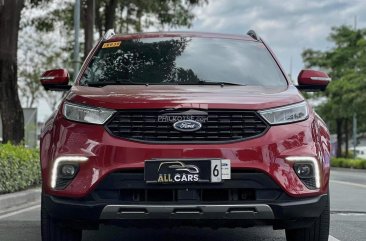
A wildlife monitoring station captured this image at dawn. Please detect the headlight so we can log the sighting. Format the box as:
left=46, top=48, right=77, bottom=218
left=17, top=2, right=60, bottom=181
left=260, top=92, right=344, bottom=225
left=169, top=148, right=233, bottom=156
left=63, top=102, right=115, bottom=124
left=258, top=102, right=308, bottom=125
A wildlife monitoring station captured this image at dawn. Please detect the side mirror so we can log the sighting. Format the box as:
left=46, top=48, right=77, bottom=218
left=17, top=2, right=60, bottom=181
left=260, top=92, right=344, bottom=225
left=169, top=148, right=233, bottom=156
left=40, top=69, right=71, bottom=91
left=296, top=69, right=331, bottom=91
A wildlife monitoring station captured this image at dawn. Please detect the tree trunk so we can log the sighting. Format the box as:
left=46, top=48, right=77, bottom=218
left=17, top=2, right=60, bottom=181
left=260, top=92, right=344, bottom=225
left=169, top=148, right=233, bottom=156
left=344, top=119, right=349, bottom=157
left=83, top=0, right=95, bottom=59
left=336, top=118, right=343, bottom=157
left=136, top=8, right=142, bottom=32
left=95, top=0, right=103, bottom=38
left=0, top=0, right=25, bottom=144
left=104, top=0, right=118, bottom=31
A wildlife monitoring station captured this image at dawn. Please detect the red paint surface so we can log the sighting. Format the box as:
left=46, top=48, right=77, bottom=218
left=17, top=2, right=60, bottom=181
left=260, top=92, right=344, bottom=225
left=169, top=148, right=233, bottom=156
left=298, top=69, right=331, bottom=86
left=40, top=32, right=330, bottom=199
left=41, top=69, right=69, bottom=85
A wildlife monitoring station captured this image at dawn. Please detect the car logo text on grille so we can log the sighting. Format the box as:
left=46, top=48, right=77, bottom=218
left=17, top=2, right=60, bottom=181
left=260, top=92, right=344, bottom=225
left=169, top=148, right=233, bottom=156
left=173, top=120, right=202, bottom=132
left=157, top=109, right=208, bottom=123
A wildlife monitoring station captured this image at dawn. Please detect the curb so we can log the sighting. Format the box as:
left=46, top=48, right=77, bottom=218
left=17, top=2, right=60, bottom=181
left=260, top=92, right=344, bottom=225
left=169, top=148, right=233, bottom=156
left=0, top=187, right=41, bottom=214
left=331, top=167, right=366, bottom=172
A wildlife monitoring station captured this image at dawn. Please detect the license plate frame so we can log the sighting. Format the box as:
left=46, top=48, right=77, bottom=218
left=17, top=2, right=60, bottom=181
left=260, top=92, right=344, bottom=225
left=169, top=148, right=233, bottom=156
left=144, top=159, right=231, bottom=184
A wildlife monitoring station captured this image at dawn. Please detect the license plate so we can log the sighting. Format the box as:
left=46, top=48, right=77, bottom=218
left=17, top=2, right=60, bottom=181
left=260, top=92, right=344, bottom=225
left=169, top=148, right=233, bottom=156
left=144, top=159, right=231, bottom=184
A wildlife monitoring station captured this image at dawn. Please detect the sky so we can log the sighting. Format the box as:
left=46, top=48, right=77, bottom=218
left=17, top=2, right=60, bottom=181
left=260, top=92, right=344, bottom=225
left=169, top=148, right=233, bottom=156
left=36, top=0, right=366, bottom=121
left=181, top=0, right=366, bottom=79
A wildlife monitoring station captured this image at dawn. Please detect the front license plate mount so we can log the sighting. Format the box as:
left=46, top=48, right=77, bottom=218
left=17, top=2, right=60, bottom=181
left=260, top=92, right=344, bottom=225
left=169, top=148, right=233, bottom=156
left=144, top=159, right=231, bottom=184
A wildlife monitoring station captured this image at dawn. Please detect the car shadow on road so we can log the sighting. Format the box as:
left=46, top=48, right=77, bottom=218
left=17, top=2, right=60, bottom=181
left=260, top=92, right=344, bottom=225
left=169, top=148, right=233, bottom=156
left=83, top=226, right=286, bottom=241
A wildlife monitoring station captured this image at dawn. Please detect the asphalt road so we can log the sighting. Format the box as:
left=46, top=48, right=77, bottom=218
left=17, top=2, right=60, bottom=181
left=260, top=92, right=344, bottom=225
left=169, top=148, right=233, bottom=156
left=0, top=168, right=365, bottom=241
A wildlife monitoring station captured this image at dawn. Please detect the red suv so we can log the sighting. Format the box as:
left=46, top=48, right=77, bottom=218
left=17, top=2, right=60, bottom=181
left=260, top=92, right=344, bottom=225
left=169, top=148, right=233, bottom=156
left=40, top=30, right=331, bottom=241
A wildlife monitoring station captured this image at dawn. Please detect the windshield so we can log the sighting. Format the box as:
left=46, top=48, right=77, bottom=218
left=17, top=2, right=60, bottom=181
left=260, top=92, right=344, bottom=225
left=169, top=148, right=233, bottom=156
left=80, top=37, right=287, bottom=87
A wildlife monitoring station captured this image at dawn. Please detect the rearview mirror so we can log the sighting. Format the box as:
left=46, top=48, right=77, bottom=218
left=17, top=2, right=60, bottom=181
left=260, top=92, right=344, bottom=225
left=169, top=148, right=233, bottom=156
left=296, top=69, right=330, bottom=91
left=40, top=69, right=71, bottom=91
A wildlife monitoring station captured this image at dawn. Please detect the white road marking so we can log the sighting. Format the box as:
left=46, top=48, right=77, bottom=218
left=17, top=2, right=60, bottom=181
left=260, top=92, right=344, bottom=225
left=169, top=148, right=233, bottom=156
left=329, top=235, right=341, bottom=241
left=337, top=213, right=366, bottom=216
left=0, top=204, right=40, bottom=220
left=330, top=180, right=366, bottom=189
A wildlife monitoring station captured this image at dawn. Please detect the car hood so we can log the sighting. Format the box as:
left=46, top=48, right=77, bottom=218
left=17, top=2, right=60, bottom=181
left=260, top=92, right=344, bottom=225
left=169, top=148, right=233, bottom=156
left=66, top=85, right=304, bottom=110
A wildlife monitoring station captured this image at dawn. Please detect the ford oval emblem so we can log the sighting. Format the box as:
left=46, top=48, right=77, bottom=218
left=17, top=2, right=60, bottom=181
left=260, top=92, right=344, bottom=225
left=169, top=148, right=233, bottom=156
left=173, top=120, right=202, bottom=132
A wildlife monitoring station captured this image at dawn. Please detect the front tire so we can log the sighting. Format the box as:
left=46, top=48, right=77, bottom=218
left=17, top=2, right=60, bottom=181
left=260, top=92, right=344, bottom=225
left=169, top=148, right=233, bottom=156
left=41, top=194, right=82, bottom=241
left=285, top=196, right=330, bottom=241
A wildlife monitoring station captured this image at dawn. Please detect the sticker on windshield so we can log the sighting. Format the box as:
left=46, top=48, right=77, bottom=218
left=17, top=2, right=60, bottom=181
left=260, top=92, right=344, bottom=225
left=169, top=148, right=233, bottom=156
left=102, top=41, right=121, bottom=48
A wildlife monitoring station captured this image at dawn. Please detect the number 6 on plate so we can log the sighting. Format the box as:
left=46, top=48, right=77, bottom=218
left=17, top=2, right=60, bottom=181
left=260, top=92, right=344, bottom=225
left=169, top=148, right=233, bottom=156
left=211, top=159, right=222, bottom=182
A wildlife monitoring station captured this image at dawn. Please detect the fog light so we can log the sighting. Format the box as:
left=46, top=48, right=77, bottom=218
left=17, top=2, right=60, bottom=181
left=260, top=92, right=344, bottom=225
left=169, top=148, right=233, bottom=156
left=286, top=157, right=321, bottom=189
left=51, top=156, right=88, bottom=189
left=294, top=163, right=314, bottom=178
left=61, top=164, right=77, bottom=177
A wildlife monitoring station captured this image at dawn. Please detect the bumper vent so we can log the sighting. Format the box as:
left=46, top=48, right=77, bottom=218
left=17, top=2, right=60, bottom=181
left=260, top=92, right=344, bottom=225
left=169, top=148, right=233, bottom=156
left=301, top=177, right=317, bottom=190
left=105, top=109, right=269, bottom=143
left=90, top=172, right=282, bottom=204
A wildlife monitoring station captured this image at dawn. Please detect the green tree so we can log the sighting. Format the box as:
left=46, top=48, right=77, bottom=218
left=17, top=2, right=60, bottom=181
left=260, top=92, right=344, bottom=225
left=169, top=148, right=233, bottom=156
left=0, top=0, right=53, bottom=144
left=87, top=0, right=208, bottom=57
left=32, top=0, right=207, bottom=58
left=17, top=0, right=207, bottom=115
left=17, top=1, right=72, bottom=112
left=302, top=26, right=366, bottom=157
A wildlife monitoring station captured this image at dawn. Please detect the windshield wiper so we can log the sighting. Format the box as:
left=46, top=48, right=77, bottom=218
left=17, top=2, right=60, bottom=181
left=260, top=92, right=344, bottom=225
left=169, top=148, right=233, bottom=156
left=84, top=79, right=245, bottom=87
left=178, top=80, right=244, bottom=86
left=84, top=79, right=145, bottom=87
left=84, top=81, right=114, bottom=87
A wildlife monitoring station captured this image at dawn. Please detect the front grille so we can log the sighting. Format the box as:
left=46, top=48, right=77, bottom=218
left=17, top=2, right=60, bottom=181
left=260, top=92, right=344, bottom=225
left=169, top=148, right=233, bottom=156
left=105, top=109, right=269, bottom=143
left=97, top=188, right=256, bottom=203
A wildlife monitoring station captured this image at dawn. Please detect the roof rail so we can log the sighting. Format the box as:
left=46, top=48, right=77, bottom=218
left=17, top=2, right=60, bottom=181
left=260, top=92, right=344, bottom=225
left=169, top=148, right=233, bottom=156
left=103, top=29, right=115, bottom=40
left=247, top=30, right=259, bottom=41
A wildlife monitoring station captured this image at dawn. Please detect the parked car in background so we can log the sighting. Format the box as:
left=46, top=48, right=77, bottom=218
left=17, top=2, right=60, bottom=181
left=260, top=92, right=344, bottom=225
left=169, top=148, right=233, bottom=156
left=349, top=146, right=366, bottom=159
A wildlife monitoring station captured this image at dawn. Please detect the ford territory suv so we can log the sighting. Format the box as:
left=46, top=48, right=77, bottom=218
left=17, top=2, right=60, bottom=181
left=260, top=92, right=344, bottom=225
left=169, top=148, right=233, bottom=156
left=40, top=30, right=331, bottom=241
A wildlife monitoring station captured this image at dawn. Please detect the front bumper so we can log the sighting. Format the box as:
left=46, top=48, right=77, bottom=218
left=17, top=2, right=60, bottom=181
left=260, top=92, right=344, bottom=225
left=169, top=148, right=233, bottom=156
left=43, top=193, right=328, bottom=229
left=100, top=203, right=275, bottom=220
left=41, top=116, right=330, bottom=198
